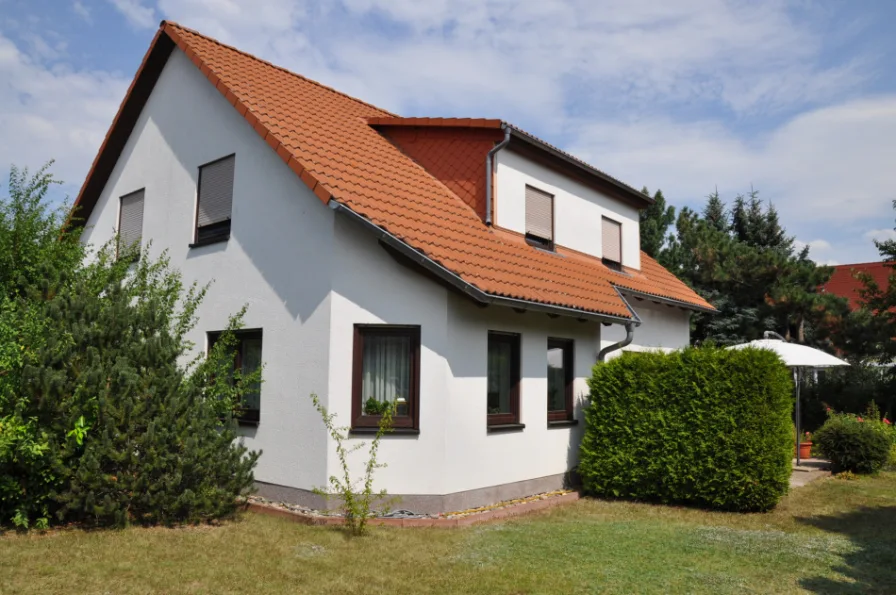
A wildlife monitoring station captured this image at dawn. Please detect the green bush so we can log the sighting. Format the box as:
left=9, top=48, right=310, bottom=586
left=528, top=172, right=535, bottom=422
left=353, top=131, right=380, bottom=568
left=0, top=164, right=259, bottom=529
left=814, top=408, right=892, bottom=475
left=580, top=346, right=793, bottom=512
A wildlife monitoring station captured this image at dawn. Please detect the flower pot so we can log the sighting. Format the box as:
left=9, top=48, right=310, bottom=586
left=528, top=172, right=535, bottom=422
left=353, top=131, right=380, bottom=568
left=798, top=442, right=812, bottom=459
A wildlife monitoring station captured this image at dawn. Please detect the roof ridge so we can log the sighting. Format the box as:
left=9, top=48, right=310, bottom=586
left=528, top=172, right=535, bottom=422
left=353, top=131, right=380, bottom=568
left=160, top=20, right=397, bottom=118
left=832, top=260, right=892, bottom=268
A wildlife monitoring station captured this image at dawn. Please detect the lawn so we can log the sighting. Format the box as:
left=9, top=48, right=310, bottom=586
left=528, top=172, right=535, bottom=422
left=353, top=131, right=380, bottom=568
left=3, top=474, right=895, bottom=595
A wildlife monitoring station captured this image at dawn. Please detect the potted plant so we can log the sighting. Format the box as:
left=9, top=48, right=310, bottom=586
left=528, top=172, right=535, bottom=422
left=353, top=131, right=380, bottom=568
left=799, top=430, right=812, bottom=460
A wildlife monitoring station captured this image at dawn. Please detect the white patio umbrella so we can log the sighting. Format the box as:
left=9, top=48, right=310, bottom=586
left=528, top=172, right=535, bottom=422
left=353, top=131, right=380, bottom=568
left=728, top=332, right=849, bottom=465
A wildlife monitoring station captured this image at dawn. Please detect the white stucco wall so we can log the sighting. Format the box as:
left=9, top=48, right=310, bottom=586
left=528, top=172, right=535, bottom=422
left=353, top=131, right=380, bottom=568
left=495, top=148, right=642, bottom=270
left=79, top=45, right=693, bottom=503
left=327, top=217, right=600, bottom=495
left=80, top=48, right=334, bottom=492
left=601, top=298, right=692, bottom=358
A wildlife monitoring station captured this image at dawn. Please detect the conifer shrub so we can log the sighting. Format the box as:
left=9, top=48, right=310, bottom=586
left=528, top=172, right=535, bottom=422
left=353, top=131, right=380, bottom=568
left=579, top=346, right=793, bottom=512
left=1, top=164, right=259, bottom=528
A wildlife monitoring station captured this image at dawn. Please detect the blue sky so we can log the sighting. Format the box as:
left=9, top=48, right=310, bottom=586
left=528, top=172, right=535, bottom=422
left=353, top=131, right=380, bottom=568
left=2, top=0, right=895, bottom=264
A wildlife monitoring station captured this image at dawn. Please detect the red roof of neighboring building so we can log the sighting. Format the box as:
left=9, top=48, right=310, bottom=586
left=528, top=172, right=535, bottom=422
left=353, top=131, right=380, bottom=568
left=72, top=21, right=714, bottom=321
left=822, top=261, right=894, bottom=311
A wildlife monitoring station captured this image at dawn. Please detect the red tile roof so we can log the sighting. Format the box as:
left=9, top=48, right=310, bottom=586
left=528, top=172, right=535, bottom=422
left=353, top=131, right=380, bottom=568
left=73, top=21, right=714, bottom=320
left=821, top=262, right=894, bottom=311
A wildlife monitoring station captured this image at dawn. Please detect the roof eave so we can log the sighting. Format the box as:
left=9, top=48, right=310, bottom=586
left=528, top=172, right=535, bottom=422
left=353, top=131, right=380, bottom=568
left=505, top=126, right=653, bottom=209
left=328, top=200, right=637, bottom=325
left=616, top=287, right=717, bottom=314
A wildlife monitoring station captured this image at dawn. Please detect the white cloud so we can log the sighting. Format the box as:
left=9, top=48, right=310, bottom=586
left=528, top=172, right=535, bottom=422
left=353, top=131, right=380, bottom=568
left=107, top=0, right=156, bottom=29
left=73, top=1, right=92, bottom=23
left=0, top=33, right=129, bottom=193
left=865, top=228, right=896, bottom=243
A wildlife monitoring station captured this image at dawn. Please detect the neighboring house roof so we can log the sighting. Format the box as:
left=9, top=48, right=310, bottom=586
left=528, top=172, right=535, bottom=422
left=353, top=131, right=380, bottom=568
left=821, top=261, right=893, bottom=311
left=73, top=21, right=714, bottom=322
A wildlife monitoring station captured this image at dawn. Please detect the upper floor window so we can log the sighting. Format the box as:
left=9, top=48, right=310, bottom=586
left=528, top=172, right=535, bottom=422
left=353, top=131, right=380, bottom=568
left=352, top=325, right=420, bottom=432
left=525, top=185, right=554, bottom=250
left=195, top=154, right=235, bottom=246
left=602, top=216, right=622, bottom=270
left=117, top=188, right=144, bottom=260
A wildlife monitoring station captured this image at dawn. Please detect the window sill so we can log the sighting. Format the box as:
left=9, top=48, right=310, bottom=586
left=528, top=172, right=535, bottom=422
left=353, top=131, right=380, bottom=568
left=487, top=423, right=526, bottom=433
left=547, top=419, right=578, bottom=428
left=189, top=235, right=230, bottom=249
left=349, top=427, right=420, bottom=436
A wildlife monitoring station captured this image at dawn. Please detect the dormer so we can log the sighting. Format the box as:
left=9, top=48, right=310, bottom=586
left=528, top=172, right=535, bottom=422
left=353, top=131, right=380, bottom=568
left=369, top=118, right=651, bottom=271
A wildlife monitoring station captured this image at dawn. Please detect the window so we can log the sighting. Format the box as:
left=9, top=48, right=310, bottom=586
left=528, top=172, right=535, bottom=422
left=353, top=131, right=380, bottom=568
left=195, top=154, right=235, bottom=245
left=487, top=332, right=521, bottom=426
left=352, top=325, right=420, bottom=431
left=525, top=185, right=554, bottom=250
left=117, top=189, right=144, bottom=259
left=208, top=329, right=262, bottom=423
left=602, top=216, right=622, bottom=270
left=547, top=338, right=574, bottom=422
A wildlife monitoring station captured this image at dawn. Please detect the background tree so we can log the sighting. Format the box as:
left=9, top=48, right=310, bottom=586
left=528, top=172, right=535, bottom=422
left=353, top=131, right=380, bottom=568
left=639, top=187, right=675, bottom=259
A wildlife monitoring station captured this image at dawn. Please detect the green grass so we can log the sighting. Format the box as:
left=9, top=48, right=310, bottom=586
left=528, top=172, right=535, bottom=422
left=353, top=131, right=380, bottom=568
left=3, top=474, right=896, bottom=594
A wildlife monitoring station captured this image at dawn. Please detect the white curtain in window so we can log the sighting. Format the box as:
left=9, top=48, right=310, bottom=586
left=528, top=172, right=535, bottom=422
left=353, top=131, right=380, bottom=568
left=362, top=334, right=410, bottom=406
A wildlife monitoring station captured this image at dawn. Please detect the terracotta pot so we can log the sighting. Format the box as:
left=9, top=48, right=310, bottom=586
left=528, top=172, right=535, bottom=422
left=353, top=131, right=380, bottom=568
left=798, top=442, right=812, bottom=459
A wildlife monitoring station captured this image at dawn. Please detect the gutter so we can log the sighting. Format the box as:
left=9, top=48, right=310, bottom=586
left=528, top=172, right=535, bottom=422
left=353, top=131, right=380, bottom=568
left=328, top=200, right=635, bottom=326
left=616, top=287, right=717, bottom=314
left=484, top=124, right=511, bottom=226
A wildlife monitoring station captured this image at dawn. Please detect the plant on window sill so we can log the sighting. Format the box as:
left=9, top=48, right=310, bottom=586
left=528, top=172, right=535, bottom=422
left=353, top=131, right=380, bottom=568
left=309, top=393, right=398, bottom=536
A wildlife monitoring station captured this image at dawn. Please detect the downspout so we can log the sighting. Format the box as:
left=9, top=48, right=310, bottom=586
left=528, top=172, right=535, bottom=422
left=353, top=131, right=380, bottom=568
left=597, top=289, right=641, bottom=362
left=597, top=322, right=635, bottom=362
left=485, top=124, right=511, bottom=226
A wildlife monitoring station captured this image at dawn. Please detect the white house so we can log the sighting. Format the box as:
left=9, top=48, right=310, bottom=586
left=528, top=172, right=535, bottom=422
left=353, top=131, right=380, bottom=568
left=74, top=22, right=714, bottom=513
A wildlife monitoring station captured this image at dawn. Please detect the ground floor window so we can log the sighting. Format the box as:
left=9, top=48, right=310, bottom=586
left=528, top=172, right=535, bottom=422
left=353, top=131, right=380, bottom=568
left=547, top=338, right=574, bottom=422
left=352, top=325, right=420, bottom=430
left=207, top=329, right=262, bottom=423
left=487, top=332, right=521, bottom=426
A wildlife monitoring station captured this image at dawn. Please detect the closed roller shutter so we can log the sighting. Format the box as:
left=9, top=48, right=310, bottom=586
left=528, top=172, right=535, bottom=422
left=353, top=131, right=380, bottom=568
left=525, top=185, right=553, bottom=241
left=118, top=189, right=144, bottom=255
left=197, top=155, right=235, bottom=227
left=602, top=217, right=622, bottom=263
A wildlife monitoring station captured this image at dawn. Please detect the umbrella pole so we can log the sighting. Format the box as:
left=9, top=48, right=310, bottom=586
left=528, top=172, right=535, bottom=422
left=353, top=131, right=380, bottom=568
left=795, top=368, right=802, bottom=467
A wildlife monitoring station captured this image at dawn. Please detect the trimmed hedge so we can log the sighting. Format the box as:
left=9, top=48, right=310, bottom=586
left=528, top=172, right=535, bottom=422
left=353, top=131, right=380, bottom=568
left=814, top=413, right=892, bottom=474
left=580, top=346, right=793, bottom=512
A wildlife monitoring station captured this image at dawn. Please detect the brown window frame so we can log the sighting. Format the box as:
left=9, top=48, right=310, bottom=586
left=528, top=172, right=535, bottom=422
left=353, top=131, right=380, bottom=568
left=207, top=328, right=263, bottom=424
left=351, top=325, right=421, bottom=432
left=487, top=331, right=521, bottom=427
left=116, top=188, right=145, bottom=261
left=547, top=338, right=575, bottom=423
left=601, top=216, right=622, bottom=270
left=193, top=154, right=235, bottom=247
left=525, top=185, right=555, bottom=251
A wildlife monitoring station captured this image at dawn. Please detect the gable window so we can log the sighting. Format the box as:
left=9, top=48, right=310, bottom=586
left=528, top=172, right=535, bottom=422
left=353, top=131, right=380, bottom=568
left=525, top=185, right=554, bottom=250
left=208, top=329, right=262, bottom=424
left=117, top=189, right=144, bottom=259
left=602, top=216, right=622, bottom=270
left=547, top=338, right=575, bottom=423
left=194, top=154, right=235, bottom=246
left=352, top=325, right=420, bottom=431
left=487, top=332, right=521, bottom=427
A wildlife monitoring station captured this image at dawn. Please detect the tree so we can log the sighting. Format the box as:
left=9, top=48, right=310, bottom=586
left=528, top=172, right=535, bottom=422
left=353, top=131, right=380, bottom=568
left=1, top=163, right=259, bottom=529
left=852, top=200, right=896, bottom=364
left=656, top=188, right=845, bottom=347
left=639, top=187, right=675, bottom=259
